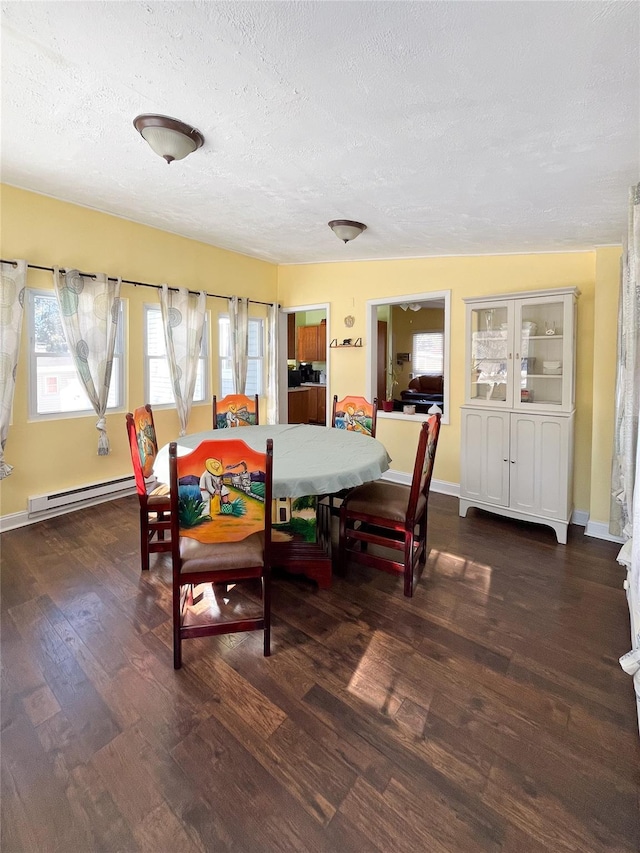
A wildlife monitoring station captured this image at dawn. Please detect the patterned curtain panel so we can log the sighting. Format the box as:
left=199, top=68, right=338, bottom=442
left=53, top=268, right=121, bottom=455
left=0, top=259, right=27, bottom=478
left=266, top=303, right=279, bottom=424
left=228, top=295, right=249, bottom=394
left=611, top=183, right=640, bottom=538
left=159, top=285, right=206, bottom=436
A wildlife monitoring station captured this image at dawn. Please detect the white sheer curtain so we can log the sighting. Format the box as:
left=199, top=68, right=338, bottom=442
left=228, top=295, right=249, bottom=394
left=611, top=184, right=640, bottom=538
left=0, top=259, right=27, bottom=478
left=266, top=303, right=279, bottom=424
left=159, top=285, right=206, bottom=436
left=53, top=267, right=121, bottom=455
left=614, top=183, right=640, bottom=732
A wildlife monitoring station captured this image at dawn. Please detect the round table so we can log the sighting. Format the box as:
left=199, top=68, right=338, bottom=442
left=154, top=423, right=391, bottom=499
left=154, top=423, right=391, bottom=589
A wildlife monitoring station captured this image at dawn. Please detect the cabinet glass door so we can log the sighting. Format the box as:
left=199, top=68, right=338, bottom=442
left=468, top=301, right=512, bottom=406
left=514, top=295, right=572, bottom=410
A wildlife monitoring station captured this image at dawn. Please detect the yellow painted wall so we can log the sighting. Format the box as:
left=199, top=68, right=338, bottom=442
left=1, top=184, right=621, bottom=527
left=278, top=249, right=619, bottom=515
left=0, top=185, right=277, bottom=517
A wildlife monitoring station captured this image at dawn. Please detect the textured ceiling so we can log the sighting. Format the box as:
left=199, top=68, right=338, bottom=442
left=2, top=1, right=639, bottom=265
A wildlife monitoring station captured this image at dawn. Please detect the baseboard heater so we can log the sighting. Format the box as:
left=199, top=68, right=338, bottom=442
left=28, top=475, right=136, bottom=517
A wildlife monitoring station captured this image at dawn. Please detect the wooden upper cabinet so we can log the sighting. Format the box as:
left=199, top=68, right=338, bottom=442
left=297, top=323, right=327, bottom=362
left=287, top=313, right=296, bottom=359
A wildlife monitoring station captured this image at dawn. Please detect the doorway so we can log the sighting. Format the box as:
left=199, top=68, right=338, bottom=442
left=279, top=303, right=330, bottom=425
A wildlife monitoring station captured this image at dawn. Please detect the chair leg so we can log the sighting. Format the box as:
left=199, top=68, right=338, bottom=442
left=338, top=507, right=348, bottom=575
left=263, top=571, right=271, bottom=657
left=173, top=578, right=182, bottom=669
left=140, top=508, right=150, bottom=571
left=404, top=530, right=414, bottom=597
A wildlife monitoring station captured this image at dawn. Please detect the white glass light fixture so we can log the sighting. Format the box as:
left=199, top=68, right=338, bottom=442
left=328, top=220, right=367, bottom=243
left=400, top=303, right=422, bottom=311
left=133, top=114, right=204, bottom=164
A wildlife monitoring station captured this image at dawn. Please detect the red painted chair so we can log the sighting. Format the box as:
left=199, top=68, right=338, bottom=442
left=338, top=413, right=441, bottom=597
left=325, top=394, right=378, bottom=515
left=168, top=436, right=273, bottom=669
left=125, top=405, right=171, bottom=571
left=331, top=395, right=378, bottom=437
left=212, top=394, right=259, bottom=429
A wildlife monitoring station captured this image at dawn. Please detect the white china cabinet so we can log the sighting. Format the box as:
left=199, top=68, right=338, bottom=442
left=459, top=287, right=579, bottom=543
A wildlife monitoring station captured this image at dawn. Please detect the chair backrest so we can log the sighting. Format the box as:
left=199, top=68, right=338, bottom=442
left=169, top=437, right=273, bottom=545
left=126, top=404, right=159, bottom=498
left=212, top=394, right=259, bottom=429
left=406, top=413, right=441, bottom=522
left=331, top=395, right=378, bottom=437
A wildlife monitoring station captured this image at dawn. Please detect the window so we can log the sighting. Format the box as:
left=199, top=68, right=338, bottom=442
left=29, top=290, right=124, bottom=417
left=219, top=316, right=264, bottom=397
left=144, top=305, right=208, bottom=405
left=412, top=331, right=444, bottom=375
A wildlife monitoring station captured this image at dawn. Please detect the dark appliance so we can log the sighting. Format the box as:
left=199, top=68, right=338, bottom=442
left=300, top=362, right=313, bottom=382
left=288, top=369, right=302, bottom=388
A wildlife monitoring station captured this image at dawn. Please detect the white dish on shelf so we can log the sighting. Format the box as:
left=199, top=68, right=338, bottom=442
left=543, top=360, right=562, bottom=374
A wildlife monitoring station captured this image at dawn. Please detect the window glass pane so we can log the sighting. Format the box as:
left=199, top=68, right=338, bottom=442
left=31, top=292, right=123, bottom=415
left=413, top=332, right=443, bottom=374
left=218, top=316, right=263, bottom=396
left=145, top=306, right=207, bottom=404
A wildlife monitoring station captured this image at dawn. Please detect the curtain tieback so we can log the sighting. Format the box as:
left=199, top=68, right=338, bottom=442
left=95, top=417, right=110, bottom=456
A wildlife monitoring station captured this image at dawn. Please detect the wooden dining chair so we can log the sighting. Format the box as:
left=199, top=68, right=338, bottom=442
left=331, top=395, right=378, bottom=437
left=338, top=413, right=441, bottom=597
left=125, top=405, right=171, bottom=571
left=325, top=394, right=379, bottom=516
left=168, top=436, right=273, bottom=669
left=212, top=394, right=259, bottom=429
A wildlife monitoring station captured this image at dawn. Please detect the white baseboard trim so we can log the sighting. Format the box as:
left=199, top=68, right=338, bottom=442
left=381, top=469, right=459, bottom=496
left=0, top=490, right=136, bottom=534
left=0, top=511, right=30, bottom=533
left=584, top=520, right=625, bottom=543
left=571, top=509, right=588, bottom=528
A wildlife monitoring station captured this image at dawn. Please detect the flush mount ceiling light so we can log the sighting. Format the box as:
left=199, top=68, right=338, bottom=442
left=328, top=220, right=367, bottom=243
left=133, top=114, right=204, bottom=164
left=400, top=303, right=422, bottom=312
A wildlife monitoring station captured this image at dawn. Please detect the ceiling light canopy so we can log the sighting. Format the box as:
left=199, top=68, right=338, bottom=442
left=328, top=220, right=367, bottom=243
left=133, top=114, right=204, bottom=164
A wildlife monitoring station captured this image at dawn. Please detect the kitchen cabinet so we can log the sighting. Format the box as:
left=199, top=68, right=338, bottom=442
left=459, top=287, right=579, bottom=543
left=287, top=313, right=296, bottom=359
left=297, top=323, right=327, bottom=362
left=288, top=388, right=310, bottom=424
left=304, top=385, right=326, bottom=425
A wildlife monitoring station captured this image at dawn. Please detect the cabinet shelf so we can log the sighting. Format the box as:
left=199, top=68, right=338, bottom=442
left=526, top=374, right=563, bottom=379
left=527, top=335, right=563, bottom=340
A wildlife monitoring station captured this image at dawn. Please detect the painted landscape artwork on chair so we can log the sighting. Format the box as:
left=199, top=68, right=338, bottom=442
left=176, top=439, right=267, bottom=543
left=272, top=495, right=318, bottom=544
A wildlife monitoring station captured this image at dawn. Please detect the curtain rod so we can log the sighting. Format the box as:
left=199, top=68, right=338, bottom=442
left=0, top=259, right=275, bottom=307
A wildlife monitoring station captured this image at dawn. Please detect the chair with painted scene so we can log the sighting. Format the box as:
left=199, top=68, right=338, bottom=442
left=125, top=404, right=171, bottom=571
left=338, top=413, right=441, bottom=597
left=168, top=436, right=273, bottom=669
left=212, top=394, right=259, bottom=429
left=331, top=394, right=378, bottom=437
left=324, top=394, right=378, bottom=516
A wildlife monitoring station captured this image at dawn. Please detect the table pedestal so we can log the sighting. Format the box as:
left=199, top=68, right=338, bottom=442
left=271, top=498, right=332, bottom=589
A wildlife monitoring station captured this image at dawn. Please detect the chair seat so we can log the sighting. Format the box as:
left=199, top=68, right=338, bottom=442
left=344, top=481, right=426, bottom=523
left=147, top=483, right=170, bottom=505
left=179, top=532, right=265, bottom=574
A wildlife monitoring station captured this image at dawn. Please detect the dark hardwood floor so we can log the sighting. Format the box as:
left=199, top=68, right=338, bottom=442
left=2, top=493, right=638, bottom=852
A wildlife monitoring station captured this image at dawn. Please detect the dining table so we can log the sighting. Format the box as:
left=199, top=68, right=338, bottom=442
left=154, top=423, right=391, bottom=588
